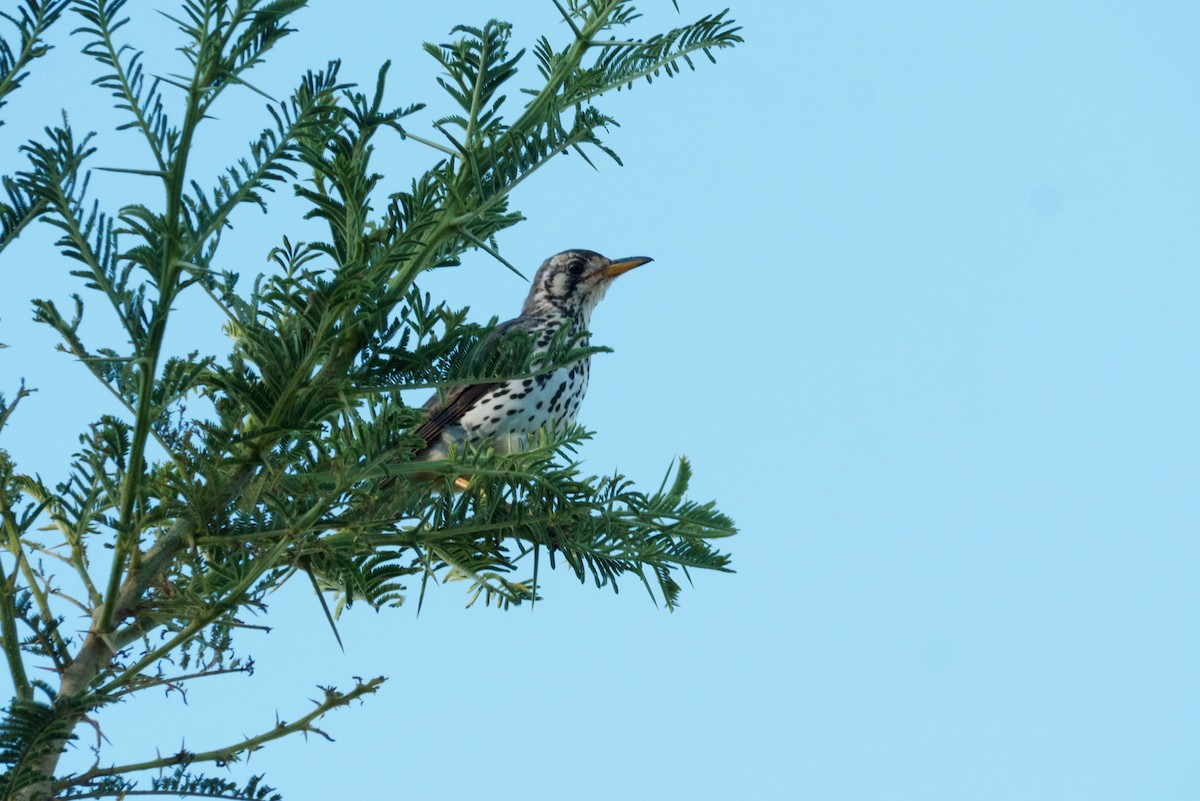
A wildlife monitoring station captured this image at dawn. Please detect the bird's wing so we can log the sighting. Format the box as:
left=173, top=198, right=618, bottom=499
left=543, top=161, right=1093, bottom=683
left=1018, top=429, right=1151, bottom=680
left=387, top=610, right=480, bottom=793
left=411, top=381, right=502, bottom=447
left=411, top=317, right=528, bottom=449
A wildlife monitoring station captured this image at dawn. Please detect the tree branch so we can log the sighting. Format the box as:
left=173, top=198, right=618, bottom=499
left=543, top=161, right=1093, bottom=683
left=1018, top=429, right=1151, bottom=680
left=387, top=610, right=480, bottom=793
left=56, top=677, right=385, bottom=793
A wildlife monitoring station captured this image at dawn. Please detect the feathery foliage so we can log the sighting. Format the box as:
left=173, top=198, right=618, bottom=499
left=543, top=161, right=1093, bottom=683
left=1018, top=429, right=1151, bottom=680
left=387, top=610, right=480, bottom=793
left=0, top=2, right=741, bottom=798
left=0, top=1, right=70, bottom=255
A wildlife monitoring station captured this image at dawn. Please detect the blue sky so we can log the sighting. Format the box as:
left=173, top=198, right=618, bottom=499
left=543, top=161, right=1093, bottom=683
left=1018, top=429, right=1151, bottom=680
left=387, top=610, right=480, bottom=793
left=2, top=1, right=1199, bottom=799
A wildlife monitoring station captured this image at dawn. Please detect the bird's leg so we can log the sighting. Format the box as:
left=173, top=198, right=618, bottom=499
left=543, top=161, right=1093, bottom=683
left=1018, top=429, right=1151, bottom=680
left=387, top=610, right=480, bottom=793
left=543, top=510, right=563, bottom=556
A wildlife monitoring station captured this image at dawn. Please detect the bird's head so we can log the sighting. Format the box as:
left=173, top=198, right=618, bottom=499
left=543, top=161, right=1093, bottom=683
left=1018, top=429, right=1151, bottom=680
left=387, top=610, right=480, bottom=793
left=521, top=249, right=653, bottom=321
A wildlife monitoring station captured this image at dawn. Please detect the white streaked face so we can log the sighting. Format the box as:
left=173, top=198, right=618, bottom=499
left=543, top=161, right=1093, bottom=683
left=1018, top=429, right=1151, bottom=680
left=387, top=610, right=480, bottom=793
left=522, top=250, right=650, bottom=322
left=530, top=250, right=613, bottom=317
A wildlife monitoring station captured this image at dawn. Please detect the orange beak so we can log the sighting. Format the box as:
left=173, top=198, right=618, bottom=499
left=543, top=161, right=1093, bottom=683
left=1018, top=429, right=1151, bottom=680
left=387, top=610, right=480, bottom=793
left=599, top=256, right=653, bottom=279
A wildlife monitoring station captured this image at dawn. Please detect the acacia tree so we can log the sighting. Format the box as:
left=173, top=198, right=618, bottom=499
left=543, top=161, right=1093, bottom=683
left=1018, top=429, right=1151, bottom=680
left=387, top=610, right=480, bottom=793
left=0, top=1, right=740, bottom=798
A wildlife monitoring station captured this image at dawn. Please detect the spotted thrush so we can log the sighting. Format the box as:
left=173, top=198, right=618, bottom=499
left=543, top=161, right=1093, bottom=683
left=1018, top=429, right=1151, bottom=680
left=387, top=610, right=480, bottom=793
left=412, top=249, right=652, bottom=465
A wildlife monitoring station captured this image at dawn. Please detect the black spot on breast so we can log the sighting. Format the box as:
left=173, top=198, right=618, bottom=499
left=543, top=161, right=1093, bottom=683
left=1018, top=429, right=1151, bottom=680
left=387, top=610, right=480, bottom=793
left=506, top=409, right=517, bottom=416
left=548, top=381, right=568, bottom=407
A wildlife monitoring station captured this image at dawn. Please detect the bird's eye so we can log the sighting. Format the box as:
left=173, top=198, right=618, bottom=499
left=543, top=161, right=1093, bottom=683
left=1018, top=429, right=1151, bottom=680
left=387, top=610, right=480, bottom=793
left=567, top=259, right=586, bottom=275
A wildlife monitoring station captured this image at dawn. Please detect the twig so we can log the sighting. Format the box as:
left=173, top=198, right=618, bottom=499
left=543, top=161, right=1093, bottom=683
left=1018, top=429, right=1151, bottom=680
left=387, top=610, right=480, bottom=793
left=56, top=678, right=386, bottom=791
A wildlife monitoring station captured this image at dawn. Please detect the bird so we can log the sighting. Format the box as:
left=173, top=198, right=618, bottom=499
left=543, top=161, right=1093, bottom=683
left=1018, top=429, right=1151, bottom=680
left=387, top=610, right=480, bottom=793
left=411, top=249, right=652, bottom=470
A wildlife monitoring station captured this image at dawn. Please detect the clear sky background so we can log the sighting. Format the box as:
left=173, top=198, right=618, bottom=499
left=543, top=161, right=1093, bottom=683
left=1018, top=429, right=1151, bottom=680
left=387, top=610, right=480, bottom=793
left=2, top=1, right=1199, bottom=799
